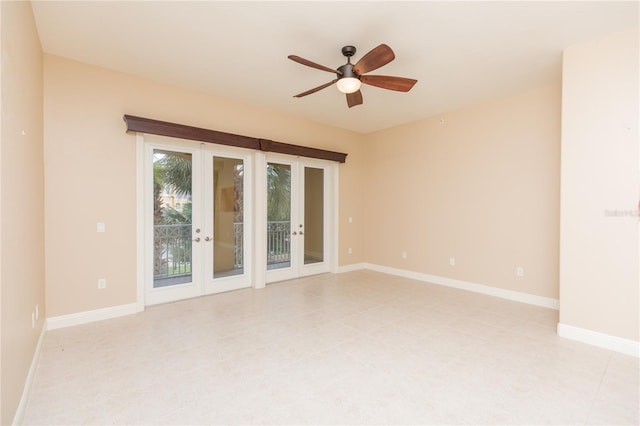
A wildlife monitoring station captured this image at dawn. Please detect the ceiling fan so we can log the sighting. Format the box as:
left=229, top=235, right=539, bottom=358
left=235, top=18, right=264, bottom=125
left=288, top=44, right=417, bottom=108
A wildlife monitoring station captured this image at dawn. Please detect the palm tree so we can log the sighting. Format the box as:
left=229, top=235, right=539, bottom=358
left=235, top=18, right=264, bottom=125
left=153, top=151, right=192, bottom=224
left=267, top=163, right=291, bottom=222
left=159, top=152, right=192, bottom=198
left=162, top=203, right=192, bottom=224
left=153, top=151, right=193, bottom=277
left=266, top=164, right=292, bottom=263
left=153, top=165, right=165, bottom=226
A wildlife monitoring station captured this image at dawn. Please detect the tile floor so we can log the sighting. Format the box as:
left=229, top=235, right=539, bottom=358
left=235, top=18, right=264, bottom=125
left=23, top=270, right=639, bottom=425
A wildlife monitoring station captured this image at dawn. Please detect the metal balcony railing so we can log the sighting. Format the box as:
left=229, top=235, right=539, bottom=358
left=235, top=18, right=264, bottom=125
left=153, top=221, right=291, bottom=279
left=234, top=221, right=291, bottom=266
left=153, top=224, right=192, bottom=279
left=265, top=221, right=291, bottom=265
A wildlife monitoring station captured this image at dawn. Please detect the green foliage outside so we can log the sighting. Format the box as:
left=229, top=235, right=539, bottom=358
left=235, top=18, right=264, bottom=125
left=154, top=151, right=192, bottom=225
left=152, top=154, right=292, bottom=277
left=267, top=163, right=291, bottom=222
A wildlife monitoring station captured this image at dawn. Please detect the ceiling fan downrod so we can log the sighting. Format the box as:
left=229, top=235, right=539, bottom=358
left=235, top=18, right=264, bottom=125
left=338, top=46, right=358, bottom=74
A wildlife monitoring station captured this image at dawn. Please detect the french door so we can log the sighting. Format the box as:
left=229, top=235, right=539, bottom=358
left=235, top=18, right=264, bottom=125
left=265, top=155, right=333, bottom=283
left=141, top=136, right=335, bottom=306
left=144, top=136, right=252, bottom=305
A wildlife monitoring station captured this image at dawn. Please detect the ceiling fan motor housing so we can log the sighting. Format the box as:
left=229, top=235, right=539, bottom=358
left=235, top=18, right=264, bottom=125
left=337, top=63, right=359, bottom=79
left=338, top=46, right=359, bottom=79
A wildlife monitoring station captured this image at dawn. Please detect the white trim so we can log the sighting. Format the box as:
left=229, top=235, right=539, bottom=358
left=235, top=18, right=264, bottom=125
left=12, top=325, right=46, bottom=426
left=253, top=151, right=267, bottom=289
left=557, top=323, right=640, bottom=358
left=142, top=139, right=204, bottom=305
left=331, top=163, right=340, bottom=274
left=362, top=263, right=559, bottom=310
left=46, top=303, right=138, bottom=330
left=202, top=147, right=255, bottom=295
left=135, top=133, right=145, bottom=312
left=336, top=262, right=366, bottom=273
left=265, top=155, right=335, bottom=283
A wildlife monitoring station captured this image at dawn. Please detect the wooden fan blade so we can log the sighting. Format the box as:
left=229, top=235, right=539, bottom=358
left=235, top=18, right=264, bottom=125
left=360, top=75, right=417, bottom=92
left=346, top=90, right=363, bottom=108
left=293, top=79, right=338, bottom=98
left=353, top=44, right=395, bottom=75
left=288, top=55, right=342, bottom=75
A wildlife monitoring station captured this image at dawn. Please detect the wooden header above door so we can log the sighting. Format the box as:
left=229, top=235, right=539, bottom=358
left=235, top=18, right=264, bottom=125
left=123, top=115, right=347, bottom=163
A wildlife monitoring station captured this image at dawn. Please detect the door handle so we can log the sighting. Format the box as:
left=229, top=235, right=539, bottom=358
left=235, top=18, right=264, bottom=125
left=292, top=231, right=297, bottom=235
left=299, top=231, right=304, bottom=235
left=192, top=237, right=201, bottom=242
left=204, top=236, right=212, bottom=242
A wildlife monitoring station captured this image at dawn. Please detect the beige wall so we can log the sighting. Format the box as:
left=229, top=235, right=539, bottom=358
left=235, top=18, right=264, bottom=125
left=559, top=28, right=639, bottom=342
left=4, top=10, right=636, bottom=421
left=0, top=1, right=45, bottom=424
left=44, top=55, right=365, bottom=317
left=363, top=83, right=561, bottom=299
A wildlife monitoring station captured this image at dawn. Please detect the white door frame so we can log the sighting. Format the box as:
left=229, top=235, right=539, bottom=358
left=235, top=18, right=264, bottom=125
left=264, top=154, right=301, bottom=283
left=201, top=147, right=254, bottom=295
left=265, top=153, right=336, bottom=283
left=142, top=137, right=203, bottom=306
left=135, top=133, right=339, bottom=310
left=299, top=158, right=337, bottom=278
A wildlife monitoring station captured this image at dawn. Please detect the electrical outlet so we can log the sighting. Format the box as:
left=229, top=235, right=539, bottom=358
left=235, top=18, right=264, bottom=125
left=449, top=257, right=455, bottom=266
left=516, top=267, right=524, bottom=277
left=348, top=247, right=352, bottom=254
left=35, top=304, right=39, bottom=321
left=98, top=278, right=107, bottom=289
left=401, top=251, right=407, bottom=259
left=97, top=222, right=105, bottom=233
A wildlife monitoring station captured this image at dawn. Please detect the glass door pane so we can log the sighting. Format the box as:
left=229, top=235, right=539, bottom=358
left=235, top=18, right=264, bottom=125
left=201, top=148, right=251, bottom=295
left=267, top=163, right=291, bottom=270
left=152, top=149, right=193, bottom=288
left=304, top=167, right=324, bottom=265
left=212, top=157, right=244, bottom=278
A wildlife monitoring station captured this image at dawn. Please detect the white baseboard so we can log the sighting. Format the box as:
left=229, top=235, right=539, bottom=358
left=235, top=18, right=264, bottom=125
left=13, top=324, right=47, bottom=426
left=46, top=303, right=138, bottom=330
left=347, top=263, right=637, bottom=357
left=362, top=263, right=559, bottom=310
left=557, top=323, right=639, bottom=358
left=336, top=262, right=366, bottom=273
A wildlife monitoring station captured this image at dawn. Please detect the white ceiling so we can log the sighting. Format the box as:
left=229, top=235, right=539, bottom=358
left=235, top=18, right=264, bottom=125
left=31, top=1, right=638, bottom=134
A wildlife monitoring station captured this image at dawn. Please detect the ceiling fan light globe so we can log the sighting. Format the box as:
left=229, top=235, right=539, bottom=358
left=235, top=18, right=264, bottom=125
left=336, top=77, right=361, bottom=94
